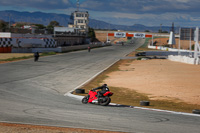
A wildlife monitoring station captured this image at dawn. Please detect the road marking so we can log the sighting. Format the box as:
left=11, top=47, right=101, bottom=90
left=64, top=59, right=120, bottom=97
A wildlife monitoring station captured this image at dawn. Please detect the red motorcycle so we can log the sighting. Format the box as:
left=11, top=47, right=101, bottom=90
left=82, top=90, right=113, bottom=106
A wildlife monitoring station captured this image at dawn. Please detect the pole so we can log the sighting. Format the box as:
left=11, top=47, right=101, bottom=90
left=9, top=14, right=11, bottom=29
left=107, top=33, right=108, bottom=43
left=178, top=27, right=181, bottom=55
left=189, top=28, right=192, bottom=57
left=77, top=0, right=79, bottom=11
left=194, top=27, right=199, bottom=64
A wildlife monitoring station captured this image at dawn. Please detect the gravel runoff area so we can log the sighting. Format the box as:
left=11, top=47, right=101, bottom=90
left=105, top=59, right=200, bottom=105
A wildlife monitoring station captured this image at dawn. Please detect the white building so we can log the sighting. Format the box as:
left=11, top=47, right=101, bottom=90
left=68, top=11, right=89, bottom=33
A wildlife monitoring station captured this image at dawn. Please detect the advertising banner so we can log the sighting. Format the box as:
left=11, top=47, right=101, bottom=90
left=134, top=33, right=146, bottom=38
left=180, top=28, right=195, bottom=40
left=114, top=32, right=126, bottom=38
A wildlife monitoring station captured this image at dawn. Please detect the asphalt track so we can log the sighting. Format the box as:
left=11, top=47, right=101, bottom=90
left=0, top=41, right=200, bottom=133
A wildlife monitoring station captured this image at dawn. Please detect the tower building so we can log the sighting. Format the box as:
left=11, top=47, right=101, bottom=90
left=68, top=0, right=89, bottom=34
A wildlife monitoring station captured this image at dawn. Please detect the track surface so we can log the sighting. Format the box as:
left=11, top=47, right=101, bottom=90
left=0, top=41, right=200, bottom=133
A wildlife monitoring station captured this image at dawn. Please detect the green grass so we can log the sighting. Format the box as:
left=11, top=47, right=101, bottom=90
left=40, top=52, right=57, bottom=56
left=0, top=52, right=57, bottom=62
left=76, top=59, right=200, bottom=113
left=0, top=55, right=34, bottom=61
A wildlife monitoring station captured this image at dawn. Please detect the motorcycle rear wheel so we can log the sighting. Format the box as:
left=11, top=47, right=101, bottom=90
left=99, top=97, right=111, bottom=106
left=82, top=97, right=88, bottom=104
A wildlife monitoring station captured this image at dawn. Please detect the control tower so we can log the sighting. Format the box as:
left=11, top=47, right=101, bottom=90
left=68, top=0, right=89, bottom=34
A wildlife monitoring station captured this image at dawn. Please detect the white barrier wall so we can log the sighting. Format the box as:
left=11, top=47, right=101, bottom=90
left=168, top=55, right=197, bottom=64
left=148, top=45, right=200, bottom=65
left=148, top=45, right=191, bottom=52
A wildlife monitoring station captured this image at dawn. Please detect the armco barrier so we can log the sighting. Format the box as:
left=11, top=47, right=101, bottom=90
left=145, top=51, right=193, bottom=56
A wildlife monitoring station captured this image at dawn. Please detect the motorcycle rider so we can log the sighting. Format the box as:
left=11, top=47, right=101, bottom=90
left=34, top=51, right=40, bottom=62
left=93, top=84, right=110, bottom=98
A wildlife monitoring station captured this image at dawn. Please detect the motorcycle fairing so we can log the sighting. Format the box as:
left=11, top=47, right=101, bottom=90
left=103, top=91, right=113, bottom=96
left=88, top=90, right=98, bottom=103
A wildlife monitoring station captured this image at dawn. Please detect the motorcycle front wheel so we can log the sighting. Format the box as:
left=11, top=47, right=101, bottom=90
left=99, top=97, right=111, bottom=106
left=82, top=96, right=88, bottom=104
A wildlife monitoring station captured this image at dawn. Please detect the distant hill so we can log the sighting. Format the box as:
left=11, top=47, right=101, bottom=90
left=0, top=10, right=172, bottom=32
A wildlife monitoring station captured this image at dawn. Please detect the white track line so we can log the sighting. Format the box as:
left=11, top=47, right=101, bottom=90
left=64, top=59, right=120, bottom=97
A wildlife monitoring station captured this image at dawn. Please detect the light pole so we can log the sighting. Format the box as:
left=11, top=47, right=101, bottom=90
left=9, top=14, right=11, bottom=29
left=160, top=24, right=162, bottom=33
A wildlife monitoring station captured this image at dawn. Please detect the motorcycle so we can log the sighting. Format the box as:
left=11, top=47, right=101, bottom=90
left=34, top=52, right=40, bottom=62
left=82, top=90, right=113, bottom=106
left=34, top=56, right=39, bottom=62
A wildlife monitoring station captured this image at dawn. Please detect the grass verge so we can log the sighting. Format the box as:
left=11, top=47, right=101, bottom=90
left=76, top=59, right=200, bottom=113
left=0, top=52, right=57, bottom=62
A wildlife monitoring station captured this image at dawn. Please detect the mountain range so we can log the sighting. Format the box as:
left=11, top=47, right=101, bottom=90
left=0, top=10, right=174, bottom=32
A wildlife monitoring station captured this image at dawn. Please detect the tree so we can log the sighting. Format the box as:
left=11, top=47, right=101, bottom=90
left=88, top=27, right=96, bottom=42
left=162, top=31, right=168, bottom=33
left=47, top=21, right=60, bottom=34
left=47, top=21, right=59, bottom=29
left=0, top=20, right=8, bottom=31
left=34, top=24, right=46, bottom=29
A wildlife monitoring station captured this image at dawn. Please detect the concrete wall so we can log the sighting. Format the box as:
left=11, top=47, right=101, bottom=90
left=168, top=55, right=199, bottom=65
left=12, top=43, right=110, bottom=53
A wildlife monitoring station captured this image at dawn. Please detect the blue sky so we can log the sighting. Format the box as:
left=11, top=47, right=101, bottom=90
left=0, top=0, right=200, bottom=27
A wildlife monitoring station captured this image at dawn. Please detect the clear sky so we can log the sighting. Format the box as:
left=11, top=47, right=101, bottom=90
left=0, top=0, right=200, bottom=27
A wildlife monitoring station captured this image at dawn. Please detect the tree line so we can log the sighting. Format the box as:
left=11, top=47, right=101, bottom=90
left=0, top=20, right=96, bottom=41
left=0, top=20, right=60, bottom=31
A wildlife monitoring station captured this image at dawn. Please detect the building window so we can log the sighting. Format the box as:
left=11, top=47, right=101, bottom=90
left=81, top=25, right=85, bottom=29
left=78, top=20, right=84, bottom=23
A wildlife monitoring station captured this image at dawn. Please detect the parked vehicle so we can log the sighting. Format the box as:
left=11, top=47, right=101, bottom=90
left=136, top=52, right=146, bottom=56
left=82, top=90, right=113, bottom=106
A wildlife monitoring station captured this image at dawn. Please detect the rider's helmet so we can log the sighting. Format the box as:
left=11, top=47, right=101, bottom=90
left=103, top=84, right=107, bottom=87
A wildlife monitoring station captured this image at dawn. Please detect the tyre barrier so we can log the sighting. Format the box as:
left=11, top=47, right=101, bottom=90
left=75, top=88, right=85, bottom=94
left=140, top=101, right=150, bottom=106
left=192, top=109, right=200, bottom=114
